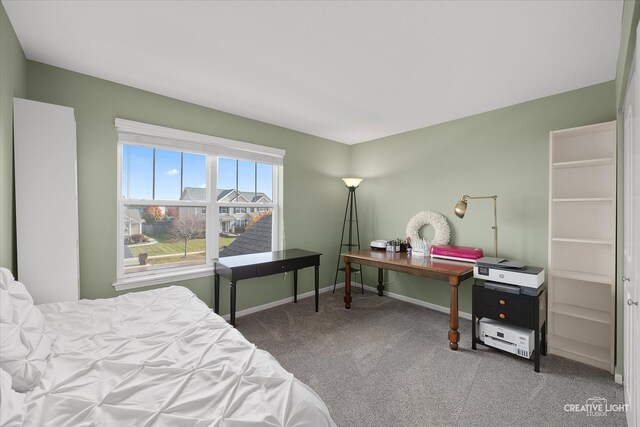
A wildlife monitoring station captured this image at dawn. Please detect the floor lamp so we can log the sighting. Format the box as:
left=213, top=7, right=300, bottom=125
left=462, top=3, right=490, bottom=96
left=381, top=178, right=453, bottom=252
left=454, top=194, right=498, bottom=258
left=333, top=178, right=364, bottom=294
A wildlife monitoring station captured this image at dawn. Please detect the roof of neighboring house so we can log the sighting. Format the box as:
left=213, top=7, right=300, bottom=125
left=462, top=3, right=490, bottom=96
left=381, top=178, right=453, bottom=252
left=216, top=189, right=233, bottom=200
left=181, top=187, right=271, bottom=203
left=219, top=214, right=272, bottom=257
left=180, top=187, right=207, bottom=201
left=124, top=208, right=143, bottom=224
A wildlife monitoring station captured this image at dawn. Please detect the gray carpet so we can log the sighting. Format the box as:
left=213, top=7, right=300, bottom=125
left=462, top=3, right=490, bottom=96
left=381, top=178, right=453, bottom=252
left=237, top=290, right=626, bottom=427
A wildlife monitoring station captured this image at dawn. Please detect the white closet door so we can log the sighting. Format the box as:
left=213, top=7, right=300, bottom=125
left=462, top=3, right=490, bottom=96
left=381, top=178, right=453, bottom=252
left=13, top=98, right=79, bottom=304
left=624, top=57, right=640, bottom=427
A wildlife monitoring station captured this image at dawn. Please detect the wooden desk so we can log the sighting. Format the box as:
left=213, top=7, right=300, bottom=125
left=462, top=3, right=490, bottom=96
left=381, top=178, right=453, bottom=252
left=342, top=249, right=473, bottom=350
left=214, top=249, right=321, bottom=327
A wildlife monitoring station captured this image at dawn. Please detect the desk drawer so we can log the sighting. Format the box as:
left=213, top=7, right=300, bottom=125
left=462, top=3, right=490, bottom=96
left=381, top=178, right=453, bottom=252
left=257, top=260, right=290, bottom=276
left=476, top=304, right=534, bottom=330
left=475, top=286, right=534, bottom=315
left=256, top=256, right=318, bottom=277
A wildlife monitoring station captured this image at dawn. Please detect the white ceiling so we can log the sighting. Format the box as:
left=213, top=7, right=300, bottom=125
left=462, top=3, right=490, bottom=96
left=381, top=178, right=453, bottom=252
left=3, top=1, right=623, bottom=145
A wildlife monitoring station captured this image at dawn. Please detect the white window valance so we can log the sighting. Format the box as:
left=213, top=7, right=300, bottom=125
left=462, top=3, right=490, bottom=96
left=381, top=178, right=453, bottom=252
left=115, top=118, right=285, bottom=165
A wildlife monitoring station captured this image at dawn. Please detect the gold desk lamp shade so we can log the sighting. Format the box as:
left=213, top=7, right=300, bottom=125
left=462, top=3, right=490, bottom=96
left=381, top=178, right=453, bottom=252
left=454, top=196, right=468, bottom=218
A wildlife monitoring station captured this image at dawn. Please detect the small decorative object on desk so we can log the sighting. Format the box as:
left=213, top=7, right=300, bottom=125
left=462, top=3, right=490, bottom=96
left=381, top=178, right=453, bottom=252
left=386, top=239, right=407, bottom=253
left=411, top=238, right=430, bottom=257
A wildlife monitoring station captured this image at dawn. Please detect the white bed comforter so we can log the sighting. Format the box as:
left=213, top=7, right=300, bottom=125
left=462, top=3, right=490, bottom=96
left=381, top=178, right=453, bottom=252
left=24, top=286, right=336, bottom=427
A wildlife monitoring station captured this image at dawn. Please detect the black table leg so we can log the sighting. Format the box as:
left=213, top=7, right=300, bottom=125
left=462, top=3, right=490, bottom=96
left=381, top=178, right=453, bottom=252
left=230, top=281, right=237, bottom=327
left=472, top=288, right=477, bottom=350
left=377, top=268, right=384, bottom=296
left=315, top=264, right=319, bottom=312
left=293, top=269, right=298, bottom=303
left=214, top=273, right=220, bottom=314
left=534, top=298, right=540, bottom=373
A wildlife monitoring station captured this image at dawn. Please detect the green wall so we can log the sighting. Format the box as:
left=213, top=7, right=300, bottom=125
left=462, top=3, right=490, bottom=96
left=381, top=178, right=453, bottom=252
left=0, top=3, right=26, bottom=272
left=350, top=81, right=615, bottom=328
left=26, top=61, right=350, bottom=312
left=616, top=0, right=640, bottom=108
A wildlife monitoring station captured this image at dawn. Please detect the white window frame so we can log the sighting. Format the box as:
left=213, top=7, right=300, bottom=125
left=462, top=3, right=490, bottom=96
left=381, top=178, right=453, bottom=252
left=113, top=119, right=285, bottom=291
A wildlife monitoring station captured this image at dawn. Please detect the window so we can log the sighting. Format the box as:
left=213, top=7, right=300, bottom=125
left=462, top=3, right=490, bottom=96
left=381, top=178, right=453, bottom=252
left=115, top=119, right=284, bottom=290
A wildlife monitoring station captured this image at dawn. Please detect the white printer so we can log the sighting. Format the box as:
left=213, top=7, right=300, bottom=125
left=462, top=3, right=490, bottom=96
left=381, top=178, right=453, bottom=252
left=479, top=318, right=534, bottom=359
left=473, top=257, right=544, bottom=290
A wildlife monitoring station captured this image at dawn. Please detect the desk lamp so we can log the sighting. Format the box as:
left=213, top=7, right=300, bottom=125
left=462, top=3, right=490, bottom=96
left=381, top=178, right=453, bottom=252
left=454, top=194, right=498, bottom=257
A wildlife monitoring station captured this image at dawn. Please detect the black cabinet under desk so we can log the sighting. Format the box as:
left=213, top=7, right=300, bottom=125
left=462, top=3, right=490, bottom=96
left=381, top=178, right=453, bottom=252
left=472, top=281, right=547, bottom=372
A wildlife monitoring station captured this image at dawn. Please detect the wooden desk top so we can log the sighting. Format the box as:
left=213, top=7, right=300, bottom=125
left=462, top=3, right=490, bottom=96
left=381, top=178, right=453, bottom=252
left=343, top=249, right=473, bottom=279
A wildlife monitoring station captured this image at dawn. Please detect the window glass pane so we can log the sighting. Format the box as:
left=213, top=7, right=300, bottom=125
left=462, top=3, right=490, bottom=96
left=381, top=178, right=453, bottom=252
left=257, top=163, right=273, bottom=201
left=237, top=160, right=256, bottom=200
left=181, top=153, right=207, bottom=202
left=217, top=158, right=236, bottom=201
left=123, top=145, right=153, bottom=199
left=219, top=208, right=272, bottom=258
left=154, top=149, right=182, bottom=200
left=124, top=205, right=206, bottom=273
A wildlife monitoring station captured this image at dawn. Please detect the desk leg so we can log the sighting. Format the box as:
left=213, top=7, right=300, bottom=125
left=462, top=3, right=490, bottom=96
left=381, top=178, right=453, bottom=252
left=315, top=265, right=319, bottom=312
left=214, top=273, right=220, bottom=314
left=377, top=268, right=384, bottom=296
left=448, top=278, right=460, bottom=351
left=471, top=285, right=476, bottom=350
left=534, top=298, right=540, bottom=372
left=541, top=321, right=547, bottom=356
left=230, top=281, right=237, bottom=327
left=293, top=269, right=298, bottom=303
left=344, top=257, right=352, bottom=309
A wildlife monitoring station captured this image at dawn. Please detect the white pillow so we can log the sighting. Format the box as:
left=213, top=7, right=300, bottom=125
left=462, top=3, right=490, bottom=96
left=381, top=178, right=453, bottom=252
left=0, top=269, right=52, bottom=392
left=0, top=369, right=25, bottom=427
left=0, top=267, right=14, bottom=290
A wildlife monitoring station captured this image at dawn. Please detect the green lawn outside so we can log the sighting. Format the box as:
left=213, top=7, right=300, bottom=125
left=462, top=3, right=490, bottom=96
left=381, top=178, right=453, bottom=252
left=219, top=237, right=235, bottom=250
left=127, top=235, right=236, bottom=258
left=128, top=237, right=205, bottom=257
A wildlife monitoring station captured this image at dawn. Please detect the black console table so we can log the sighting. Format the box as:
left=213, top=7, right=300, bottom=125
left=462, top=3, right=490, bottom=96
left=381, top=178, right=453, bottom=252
left=472, top=281, right=547, bottom=372
left=213, top=249, right=321, bottom=326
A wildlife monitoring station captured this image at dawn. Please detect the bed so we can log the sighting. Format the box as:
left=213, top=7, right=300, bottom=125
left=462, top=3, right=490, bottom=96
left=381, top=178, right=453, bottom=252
left=0, top=269, right=336, bottom=427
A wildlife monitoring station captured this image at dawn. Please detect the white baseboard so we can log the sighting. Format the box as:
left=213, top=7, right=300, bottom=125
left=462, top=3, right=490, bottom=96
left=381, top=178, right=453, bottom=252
left=220, top=282, right=344, bottom=321
left=358, top=283, right=472, bottom=320
left=221, top=281, right=471, bottom=321
left=615, top=372, right=623, bottom=385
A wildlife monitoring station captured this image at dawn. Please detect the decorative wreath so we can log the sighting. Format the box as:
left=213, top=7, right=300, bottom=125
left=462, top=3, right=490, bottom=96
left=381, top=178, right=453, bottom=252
left=405, top=210, right=451, bottom=246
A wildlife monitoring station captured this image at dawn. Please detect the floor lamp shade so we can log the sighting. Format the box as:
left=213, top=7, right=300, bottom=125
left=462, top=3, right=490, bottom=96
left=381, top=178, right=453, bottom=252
left=342, top=178, right=363, bottom=188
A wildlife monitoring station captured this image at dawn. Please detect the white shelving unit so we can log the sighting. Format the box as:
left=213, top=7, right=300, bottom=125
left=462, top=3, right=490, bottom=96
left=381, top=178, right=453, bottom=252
left=548, top=120, right=616, bottom=373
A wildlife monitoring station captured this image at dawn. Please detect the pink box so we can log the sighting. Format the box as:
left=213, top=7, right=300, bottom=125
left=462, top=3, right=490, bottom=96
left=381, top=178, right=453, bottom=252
left=430, top=245, right=484, bottom=262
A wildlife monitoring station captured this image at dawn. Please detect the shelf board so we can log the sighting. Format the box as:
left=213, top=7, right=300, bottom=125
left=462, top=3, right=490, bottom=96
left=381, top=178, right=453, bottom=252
left=550, top=303, right=611, bottom=325
left=551, top=237, right=613, bottom=245
left=549, top=335, right=610, bottom=368
left=550, top=269, right=612, bottom=285
left=552, top=197, right=613, bottom=203
left=552, top=157, right=614, bottom=169
left=337, top=267, right=361, bottom=273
